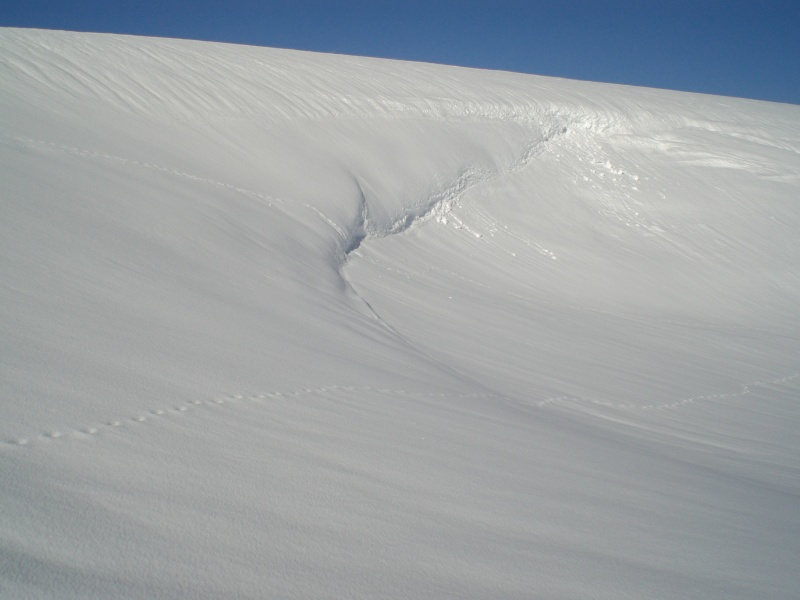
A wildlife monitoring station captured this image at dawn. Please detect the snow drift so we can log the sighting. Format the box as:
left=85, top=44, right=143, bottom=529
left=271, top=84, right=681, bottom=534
left=1, top=28, right=799, bottom=599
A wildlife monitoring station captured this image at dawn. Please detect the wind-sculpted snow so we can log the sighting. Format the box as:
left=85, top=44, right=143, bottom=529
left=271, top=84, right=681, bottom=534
left=2, top=28, right=800, bottom=600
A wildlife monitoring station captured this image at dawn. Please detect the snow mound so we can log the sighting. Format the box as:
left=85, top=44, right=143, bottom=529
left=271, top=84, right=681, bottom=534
left=2, top=28, right=800, bottom=600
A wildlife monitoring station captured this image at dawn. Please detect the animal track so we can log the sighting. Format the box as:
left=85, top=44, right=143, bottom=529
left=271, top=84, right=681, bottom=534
left=533, top=372, right=800, bottom=410
left=10, top=135, right=285, bottom=207
left=0, top=385, right=495, bottom=449
left=3, top=372, right=797, bottom=449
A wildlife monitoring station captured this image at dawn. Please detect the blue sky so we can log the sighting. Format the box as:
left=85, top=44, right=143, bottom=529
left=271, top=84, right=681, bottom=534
left=3, top=0, right=798, bottom=105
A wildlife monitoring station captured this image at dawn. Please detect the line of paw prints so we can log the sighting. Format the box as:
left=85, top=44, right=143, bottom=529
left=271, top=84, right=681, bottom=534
left=533, top=372, right=799, bottom=411
left=1, top=385, right=497, bottom=449
left=4, top=372, right=797, bottom=448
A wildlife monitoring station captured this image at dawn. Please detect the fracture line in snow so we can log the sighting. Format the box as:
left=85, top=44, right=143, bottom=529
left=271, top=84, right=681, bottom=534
left=342, top=125, right=570, bottom=253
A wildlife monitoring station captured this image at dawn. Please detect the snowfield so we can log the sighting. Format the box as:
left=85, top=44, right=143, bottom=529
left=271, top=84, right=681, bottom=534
left=2, top=28, right=799, bottom=599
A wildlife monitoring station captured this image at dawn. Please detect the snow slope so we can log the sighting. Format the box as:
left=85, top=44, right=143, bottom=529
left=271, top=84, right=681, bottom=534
left=2, top=28, right=799, bottom=599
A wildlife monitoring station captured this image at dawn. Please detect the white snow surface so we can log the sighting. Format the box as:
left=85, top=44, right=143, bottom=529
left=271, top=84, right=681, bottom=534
left=2, top=28, right=800, bottom=599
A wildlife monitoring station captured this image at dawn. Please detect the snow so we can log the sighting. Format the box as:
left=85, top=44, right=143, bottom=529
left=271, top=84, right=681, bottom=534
left=2, top=28, right=800, bottom=599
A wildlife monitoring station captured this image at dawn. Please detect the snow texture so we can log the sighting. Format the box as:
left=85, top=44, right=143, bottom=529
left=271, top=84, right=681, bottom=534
left=2, top=28, right=800, bottom=599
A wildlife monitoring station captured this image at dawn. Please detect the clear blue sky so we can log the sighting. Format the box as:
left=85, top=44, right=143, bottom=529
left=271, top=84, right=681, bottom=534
left=2, top=0, right=798, bottom=105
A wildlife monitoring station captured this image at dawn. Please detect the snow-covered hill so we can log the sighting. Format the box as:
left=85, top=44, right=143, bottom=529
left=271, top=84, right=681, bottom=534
left=2, top=28, right=799, bottom=599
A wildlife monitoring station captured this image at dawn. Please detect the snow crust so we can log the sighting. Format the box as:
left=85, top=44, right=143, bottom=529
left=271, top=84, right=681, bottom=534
left=2, top=28, right=799, bottom=599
